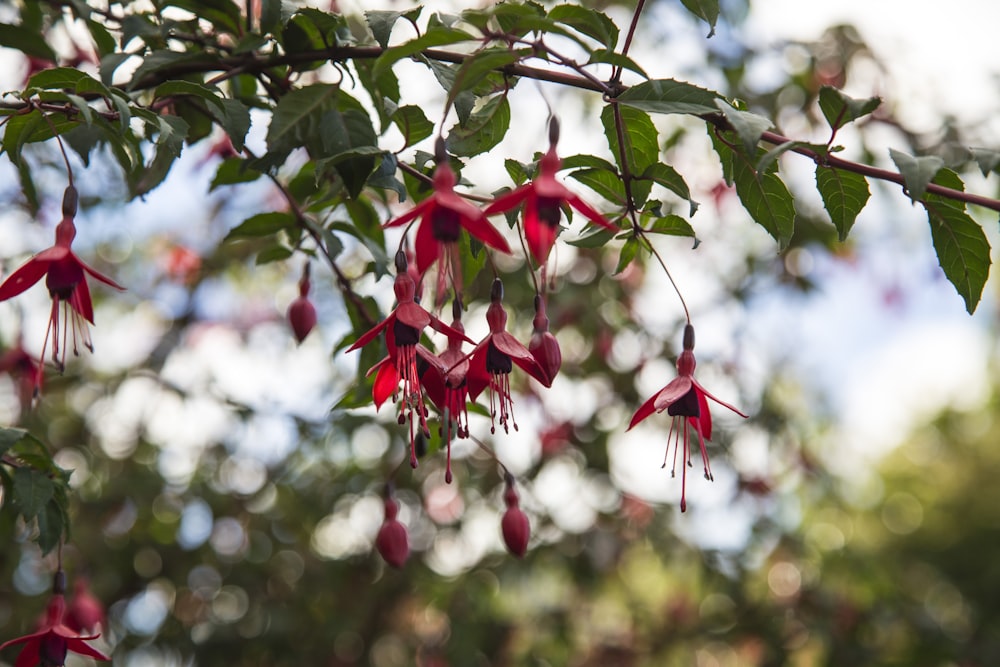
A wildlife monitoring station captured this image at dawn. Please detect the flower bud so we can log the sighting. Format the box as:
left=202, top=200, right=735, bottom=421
left=376, top=496, right=409, bottom=568
left=501, top=475, right=530, bottom=558
left=529, top=296, right=560, bottom=386
left=288, top=263, right=316, bottom=343
left=65, top=578, right=106, bottom=634
left=62, top=185, right=78, bottom=219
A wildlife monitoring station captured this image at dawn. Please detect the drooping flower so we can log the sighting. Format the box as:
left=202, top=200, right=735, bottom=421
left=421, top=299, right=471, bottom=483
left=0, top=573, right=110, bottom=667
left=0, top=186, right=125, bottom=387
left=527, top=295, right=560, bottom=386
left=346, top=251, right=469, bottom=468
left=485, top=117, right=618, bottom=265
left=467, top=279, right=549, bottom=434
left=627, top=324, right=748, bottom=512
left=383, top=138, right=511, bottom=300
left=287, top=262, right=317, bottom=343
left=500, top=474, right=530, bottom=558
left=375, top=490, right=409, bottom=568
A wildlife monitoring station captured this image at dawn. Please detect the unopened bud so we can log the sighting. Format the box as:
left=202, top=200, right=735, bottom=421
left=683, top=323, right=695, bottom=351
left=62, top=185, right=78, bottom=219
left=376, top=496, right=410, bottom=568
left=501, top=476, right=529, bottom=557
left=288, top=296, right=317, bottom=343
left=548, top=116, right=560, bottom=146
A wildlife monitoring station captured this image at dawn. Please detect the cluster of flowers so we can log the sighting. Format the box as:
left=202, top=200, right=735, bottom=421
left=0, top=572, right=108, bottom=667
left=0, top=117, right=747, bottom=577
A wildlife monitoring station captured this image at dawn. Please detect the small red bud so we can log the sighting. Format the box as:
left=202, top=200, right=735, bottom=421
left=501, top=476, right=530, bottom=557
left=529, top=296, right=560, bottom=386
left=288, top=263, right=317, bottom=343
left=65, top=578, right=106, bottom=634
left=288, top=297, right=317, bottom=343
left=376, top=497, right=409, bottom=568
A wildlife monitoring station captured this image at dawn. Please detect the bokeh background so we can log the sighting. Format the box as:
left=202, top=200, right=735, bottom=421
left=1, top=0, right=999, bottom=665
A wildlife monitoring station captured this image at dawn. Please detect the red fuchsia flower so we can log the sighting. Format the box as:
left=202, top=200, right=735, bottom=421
left=0, top=186, right=124, bottom=388
left=527, top=295, right=561, bottom=386
left=0, top=573, right=110, bottom=667
left=484, top=117, right=618, bottom=265
left=500, top=474, right=530, bottom=558
left=346, top=251, right=470, bottom=468
left=467, top=279, right=549, bottom=434
left=287, top=262, right=317, bottom=343
left=627, top=324, right=748, bottom=512
left=0, top=338, right=42, bottom=408
left=375, top=490, right=409, bottom=568
left=64, top=578, right=105, bottom=636
left=383, top=138, right=510, bottom=301
left=420, top=299, right=472, bottom=483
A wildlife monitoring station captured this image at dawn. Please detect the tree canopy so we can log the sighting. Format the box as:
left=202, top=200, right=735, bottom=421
left=1, top=1, right=998, bottom=665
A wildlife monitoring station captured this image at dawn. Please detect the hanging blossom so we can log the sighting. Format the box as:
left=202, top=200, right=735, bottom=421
left=421, top=299, right=471, bottom=483
left=485, top=116, right=618, bottom=265
left=0, top=185, right=124, bottom=389
left=0, top=572, right=110, bottom=667
left=628, top=324, right=748, bottom=512
left=375, top=487, right=409, bottom=568
left=347, top=251, right=469, bottom=468
left=383, top=137, right=511, bottom=301
left=527, top=295, right=561, bottom=386
left=501, top=473, right=530, bottom=558
left=467, top=279, right=550, bottom=434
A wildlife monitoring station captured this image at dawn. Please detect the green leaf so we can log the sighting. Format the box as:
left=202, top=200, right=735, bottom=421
left=639, top=164, right=697, bottom=216
left=587, top=50, right=648, bottom=79
left=818, top=86, right=881, bottom=132
left=680, top=0, right=720, bottom=37
left=317, top=95, right=380, bottom=198
left=714, top=99, right=771, bottom=155
left=260, top=0, right=284, bottom=33
left=615, top=236, right=641, bottom=274
left=815, top=166, right=870, bottom=241
left=547, top=5, right=619, bottom=48
left=36, top=498, right=68, bottom=556
left=373, top=24, right=474, bottom=80
left=923, top=170, right=991, bottom=314
left=154, top=80, right=226, bottom=111
left=447, top=94, right=510, bottom=157
left=0, top=427, right=28, bottom=457
left=569, top=168, right=626, bottom=204
left=602, top=104, right=658, bottom=205
left=566, top=226, right=617, bottom=249
left=211, top=157, right=263, bottom=190
left=0, top=23, right=57, bottom=60
left=617, top=78, right=722, bottom=116
left=266, top=83, right=340, bottom=155
left=732, top=149, right=796, bottom=248
left=445, top=48, right=523, bottom=111
left=167, top=0, right=242, bottom=33
left=390, top=104, right=434, bottom=147
left=13, top=466, right=54, bottom=519
left=256, top=244, right=295, bottom=265
left=365, top=9, right=422, bottom=49
left=367, top=152, right=407, bottom=201
left=646, top=214, right=696, bottom=238
left=889, top=148, right=944, bottom=202
left=218, top=98, right=251, bottom=151
left=226, top=212, right=298, bottom=239
left=970, top=147, right=1000, bottom=177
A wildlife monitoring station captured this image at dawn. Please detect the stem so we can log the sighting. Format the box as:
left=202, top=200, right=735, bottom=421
left=36, top=105, right=74, bottom=187
left=612, top=0, right=647, bottom=83
left=639, top=231, right=691, bottom=324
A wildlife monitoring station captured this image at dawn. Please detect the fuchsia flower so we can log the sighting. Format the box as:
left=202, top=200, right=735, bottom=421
left=501, top=474, right=530, bottom=558
left=64, top=578, right=105, bottom=636
left=485, top=117, right=618, bottom=264
left=467, top=279, right=549, bottom=434
left=347, top=251, right=469, bottom=468
left=420, top=299, right=471, bottom=483
left=0, top=573, right=110, bottom=667
left=628, top=324, right=748, bottom=512
left=287, top=262, right=317, bottom=343
left=0, top=186, right=124, bottom=388
left=383, top=138, right=510, bottom=300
